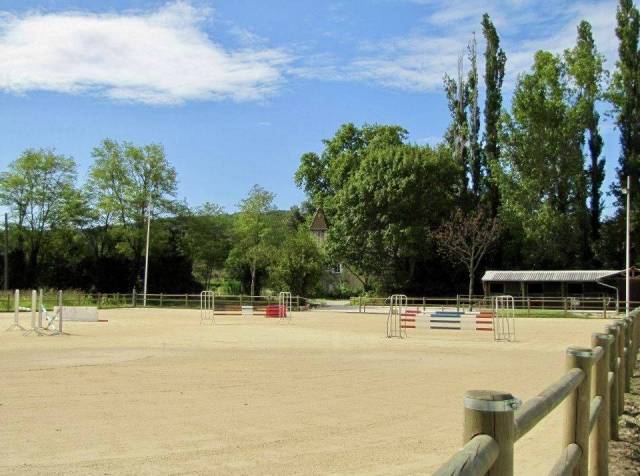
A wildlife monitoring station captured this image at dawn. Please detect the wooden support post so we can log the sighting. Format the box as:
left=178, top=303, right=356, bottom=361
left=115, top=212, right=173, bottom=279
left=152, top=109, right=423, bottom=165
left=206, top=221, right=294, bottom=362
left=527, top=297, right=531, bottom=318
left=132, top=288, right=137, bottom=307
left=591, top=334, right=613, bottom=476
left=617, top=321, right=626, bottom=415
left=463, top=390, right=520, bottom=475
left=603, top=297, right=607, bottom=319
left=624, top=317, right=633, bottom=393
left=159, top=293, right=163, bottom=307
left=630, top=314, right=636, bottom=359
left=564, top=347, right=592, bottom=476
left=606, top=325, right=620, bottom=440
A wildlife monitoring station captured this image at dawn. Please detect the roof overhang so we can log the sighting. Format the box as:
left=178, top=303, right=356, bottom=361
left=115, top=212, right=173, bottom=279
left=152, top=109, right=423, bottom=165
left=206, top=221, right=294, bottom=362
left=481, top=269, right=631, bottom=283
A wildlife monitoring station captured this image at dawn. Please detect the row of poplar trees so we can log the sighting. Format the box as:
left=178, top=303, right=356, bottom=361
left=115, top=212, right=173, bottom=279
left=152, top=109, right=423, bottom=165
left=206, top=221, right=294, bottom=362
left=295, top=2, right=640, bottom=295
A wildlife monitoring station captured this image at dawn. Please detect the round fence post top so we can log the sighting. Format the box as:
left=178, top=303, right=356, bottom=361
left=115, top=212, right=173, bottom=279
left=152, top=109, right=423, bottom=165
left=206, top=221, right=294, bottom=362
left=566, top=346, right=593, bottom=358
left=464, top=390, right=521, bottom=412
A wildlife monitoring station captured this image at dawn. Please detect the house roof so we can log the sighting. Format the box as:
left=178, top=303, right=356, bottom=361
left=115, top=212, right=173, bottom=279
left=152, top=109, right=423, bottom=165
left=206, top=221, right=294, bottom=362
left=481, top=270, right=627, bottom=283
left=309, top=208, right=328, bottom=232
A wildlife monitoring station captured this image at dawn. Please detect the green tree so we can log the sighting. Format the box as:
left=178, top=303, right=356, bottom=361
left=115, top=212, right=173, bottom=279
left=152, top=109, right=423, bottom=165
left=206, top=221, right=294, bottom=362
left=326, top=144, right=459, bottom=291
left=565, top=21, right=607, bottom=249
left=87, top=139, right=177, bottom=288
left=0, top=148, right=80, bottom=284
left=269, top=227, right=323, bottom=296
left=185, top=202, right=233, bottom=289
left=482, top=13, right=507, bottom=216
left=294, top=123, right=407, bottom=208
left=500, top=51, right=587, bottom=267
left=232, top=185, right=278, bottom=296
left=610, top=0, right=640, bottom=196
left=444, top=57, right=470, bottom=194
left=468, top=34, right=482, bottom=200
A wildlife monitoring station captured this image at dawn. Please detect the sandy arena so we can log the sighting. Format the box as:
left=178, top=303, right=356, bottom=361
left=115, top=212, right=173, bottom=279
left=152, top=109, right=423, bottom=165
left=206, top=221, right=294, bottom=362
left=0, top=308, right=614, bottom=475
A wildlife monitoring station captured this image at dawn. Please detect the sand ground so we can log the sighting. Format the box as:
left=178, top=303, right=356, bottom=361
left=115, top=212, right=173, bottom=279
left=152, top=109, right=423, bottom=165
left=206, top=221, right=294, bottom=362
left=0, top=308, right=615, bottom=475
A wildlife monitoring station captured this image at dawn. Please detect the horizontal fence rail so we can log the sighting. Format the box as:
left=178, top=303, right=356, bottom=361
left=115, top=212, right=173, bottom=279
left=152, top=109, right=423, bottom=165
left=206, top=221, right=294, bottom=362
left=0, top=291, right=309, bottom=312
left=351, top=295, right=640, bottom=317
left=433, top=307, right=639, bottom=475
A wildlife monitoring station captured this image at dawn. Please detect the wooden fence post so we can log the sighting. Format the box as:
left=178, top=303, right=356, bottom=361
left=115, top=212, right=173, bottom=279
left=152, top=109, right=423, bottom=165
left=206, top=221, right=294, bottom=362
left=463, top=390, right=520, bottom=475
left=630, top=313, right=636, bottom=360
left=132, top=288, right=137, bottom=307
left=591, top=334, right=613, bottom=476
left=160, top=293, right=163, bottom=307
left=616, top=321, right=626, bottom=417
left=606, top=324, right=620, bottom=440
left=564, top=347, right=592, bottom=476
left=624, top=317, right=633, bottom=393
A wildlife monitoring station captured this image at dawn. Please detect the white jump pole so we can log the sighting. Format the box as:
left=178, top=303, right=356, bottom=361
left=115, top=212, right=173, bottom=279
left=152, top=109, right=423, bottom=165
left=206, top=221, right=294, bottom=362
left=57, top=290, right=63, bottom=335
left=38, top=289, right=43, bottom=329
left=30, top=290, right=36, bottom=330
left=14, top=289, right=19, bottom=327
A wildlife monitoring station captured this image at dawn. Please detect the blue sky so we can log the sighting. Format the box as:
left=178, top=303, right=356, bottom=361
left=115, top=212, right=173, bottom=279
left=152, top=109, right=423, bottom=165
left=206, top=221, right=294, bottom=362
left=0, top=0, right=622, bottom=212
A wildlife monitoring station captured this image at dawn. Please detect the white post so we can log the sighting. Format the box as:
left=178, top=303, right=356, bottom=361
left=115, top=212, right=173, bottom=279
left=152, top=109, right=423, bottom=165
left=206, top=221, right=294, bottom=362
left=31, top=290, right=36, bottom=330
left=143, top=204, right=151, bottom=308
left=38, top=289, right=43, bottom=328
left=14, top=289, right=19, bottom=326
left=626, top=175, right=631, bottom=319
left=58, top=290, right=63, bottom=334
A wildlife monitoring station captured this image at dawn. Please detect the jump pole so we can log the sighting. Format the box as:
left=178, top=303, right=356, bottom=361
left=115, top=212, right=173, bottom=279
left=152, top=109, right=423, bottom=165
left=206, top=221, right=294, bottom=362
left=38, top=289, right=43, bottom=329
left=56, top=290, right=63, bottom=335
left=13, top=289, right=19, bottom=328
left=31, top=290, right=36, bottom=331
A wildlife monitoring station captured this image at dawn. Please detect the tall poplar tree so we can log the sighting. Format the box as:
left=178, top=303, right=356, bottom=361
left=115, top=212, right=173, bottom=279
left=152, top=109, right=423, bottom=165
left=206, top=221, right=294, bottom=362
left=565, top=21, right=606, bottom=243
left=444, top=56, right=470, bottom=195
left=468, top=34, right=482, bottom=200
left=481, top=13, right=506, bottom=216
left=610, top=0, right=640, bottom=194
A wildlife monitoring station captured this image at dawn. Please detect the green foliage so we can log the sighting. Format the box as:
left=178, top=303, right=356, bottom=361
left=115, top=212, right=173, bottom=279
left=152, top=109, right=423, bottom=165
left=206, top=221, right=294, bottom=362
left=482, top=13, right=507, bottom=216
left=227, top=185, right=281, bottom=296
left=0, top=148, right=80, bottom=283
left=87, top=139, right=178, bottom=286
left=268, top=228, right=323, bottom=296
left=499, top=51, right=589, bottom=267
left=325, top=142, right=459, bottom=291
left=565, top=20, right=606, bottom=247
left=443, top=66, right=470, bottom=194
left=610, top=0, right=640, bottom=200
left=184, top=202, right=233, bottom=290
left=294, top=123, right=407, bottom=207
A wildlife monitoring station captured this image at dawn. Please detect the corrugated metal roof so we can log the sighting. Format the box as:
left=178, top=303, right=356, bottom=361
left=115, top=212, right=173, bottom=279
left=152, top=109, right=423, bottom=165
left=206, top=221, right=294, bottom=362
left=481, top=270, right=624, bottom=283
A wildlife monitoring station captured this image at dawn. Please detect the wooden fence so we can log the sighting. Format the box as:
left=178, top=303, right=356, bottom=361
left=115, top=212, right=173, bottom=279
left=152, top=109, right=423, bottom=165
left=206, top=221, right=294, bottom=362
left=352, top=295, right=637, bottom=318
left=0, top=291, right=308, bottom=312
left=433, top=309, right=640, bottom=475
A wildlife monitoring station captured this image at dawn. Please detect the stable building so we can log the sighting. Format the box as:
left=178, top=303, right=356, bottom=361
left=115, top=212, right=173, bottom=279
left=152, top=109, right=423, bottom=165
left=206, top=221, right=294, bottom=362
left=481, top=269, right=639, bottom=303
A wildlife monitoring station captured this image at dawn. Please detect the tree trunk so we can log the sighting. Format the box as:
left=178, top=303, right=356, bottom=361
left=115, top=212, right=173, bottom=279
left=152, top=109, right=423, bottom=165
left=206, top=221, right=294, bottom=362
left=250, top=264, right=256, bottom=298
left=468, top=265, right=475, bottom=311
